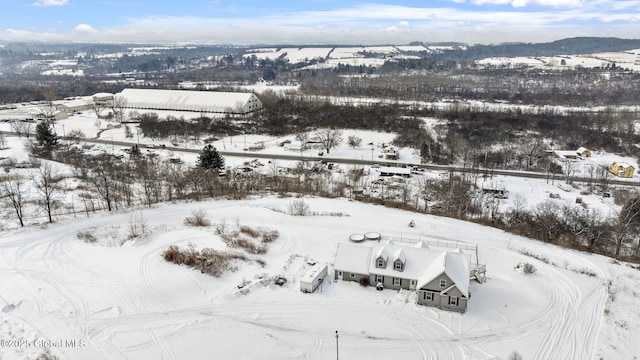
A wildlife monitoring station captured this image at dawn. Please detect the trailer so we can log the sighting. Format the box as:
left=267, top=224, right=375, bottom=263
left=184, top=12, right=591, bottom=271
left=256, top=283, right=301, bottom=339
left=300, top=264, right=328, bottom=293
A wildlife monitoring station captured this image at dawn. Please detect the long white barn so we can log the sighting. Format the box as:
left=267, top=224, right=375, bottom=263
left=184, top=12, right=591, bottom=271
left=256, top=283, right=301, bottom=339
left=118, top=88, right=262, bottom=116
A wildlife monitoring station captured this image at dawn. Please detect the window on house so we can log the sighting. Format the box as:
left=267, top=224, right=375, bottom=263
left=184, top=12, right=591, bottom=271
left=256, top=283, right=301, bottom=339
left=393, top=277, right=401, bottom=286
left=375, top=275, right=383, bottom=283
left=338, top=271, right=343, bottom=277
left=449, top=296, right=458, bottom=306
left=440, top=279, right=447, bottom=288
left=350, top=273, right=355, bottom=279
left=410, top=280, right=416, bottom=286
left=425, top=291, right=434, bottom=301
left=394, top=261, right=403, bottom=271
left=377, top=258, right=385, bottom=268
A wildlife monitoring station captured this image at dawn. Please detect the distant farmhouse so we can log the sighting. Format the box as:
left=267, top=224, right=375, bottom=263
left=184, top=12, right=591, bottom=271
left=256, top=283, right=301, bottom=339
left=117, top=88, right=262, bottom=117
left=382, top=146, right=399, bottom=160
left=334, top=240, right=481, bottom=313
left=609, top=162, right=635, bottom=178
left=549, top=146, right=592, bottom=160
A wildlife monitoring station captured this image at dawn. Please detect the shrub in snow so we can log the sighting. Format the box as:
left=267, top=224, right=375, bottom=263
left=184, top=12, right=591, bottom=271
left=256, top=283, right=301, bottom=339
left=508, top=351, right=523, bottom=360
left=76, top=230, right=96, bottom=243
left=162, top=244, right=251, bottom=277
left=288, top=199, right=309, bottom=216
left=515, top=262, right=537, bottom=274
left=184, top=208, right=211, bottom=227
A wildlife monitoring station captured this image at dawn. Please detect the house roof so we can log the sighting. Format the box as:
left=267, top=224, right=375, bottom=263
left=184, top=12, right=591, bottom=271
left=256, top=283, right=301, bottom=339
left=375, top=246, right=389, bottom=262
left=414, top=240, right=430, bottom=249
left=334, top=243, right=372, bottom=275
left=333, top=241, right=471, bottom=297
left=393, top=248, right=406, bottom=263
left=613, top=162, right=634, bottom=169
left=576, top=147, right=589, bottom=153
left=377, top=166, right=411, bottom=175
left=553, top=150, right=580, bottom=159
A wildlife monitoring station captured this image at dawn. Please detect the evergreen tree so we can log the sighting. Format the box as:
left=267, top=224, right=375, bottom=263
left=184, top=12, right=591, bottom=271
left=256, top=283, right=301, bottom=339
left=35, top=122, right=59, bottom=158
left=196, top=144, right=225, bottom=172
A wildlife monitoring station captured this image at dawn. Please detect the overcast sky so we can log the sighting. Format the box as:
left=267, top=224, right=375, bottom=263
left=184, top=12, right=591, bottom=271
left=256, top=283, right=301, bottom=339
left=1, top=0, right=639, bottom=45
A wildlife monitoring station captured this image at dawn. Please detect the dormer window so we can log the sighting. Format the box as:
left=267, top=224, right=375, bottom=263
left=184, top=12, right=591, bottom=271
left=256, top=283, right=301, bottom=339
left=394, top=260, right=404, bottom=271
left=376, top=258, right=386, bottom=268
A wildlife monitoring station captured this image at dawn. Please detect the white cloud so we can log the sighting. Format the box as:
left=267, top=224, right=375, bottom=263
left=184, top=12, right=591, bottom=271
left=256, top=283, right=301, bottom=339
left=73, top=24, right=98, bottom=33
left=31, top=0, right=69, bottom=7
left=472, top=0, right=583, bottom=7
left=3, top=2, right=640, bottom=45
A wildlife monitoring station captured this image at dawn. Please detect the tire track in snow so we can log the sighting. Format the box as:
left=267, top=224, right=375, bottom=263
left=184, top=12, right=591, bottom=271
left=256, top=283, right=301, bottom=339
left=147, top=327, right=175, bottom=360
left=139, top=239, right=210, bottom=299
left=265, top=228, right=301, bottom=259
left=534, top=263, right=580, bottom=360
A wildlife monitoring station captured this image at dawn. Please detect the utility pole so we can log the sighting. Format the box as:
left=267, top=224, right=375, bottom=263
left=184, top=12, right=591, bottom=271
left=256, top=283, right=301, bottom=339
left=335, top=330, right=339, bottom=360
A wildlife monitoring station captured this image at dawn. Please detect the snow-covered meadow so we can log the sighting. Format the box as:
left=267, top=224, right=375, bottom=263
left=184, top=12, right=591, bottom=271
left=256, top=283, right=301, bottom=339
left=0, top=196, right=638, bottom=360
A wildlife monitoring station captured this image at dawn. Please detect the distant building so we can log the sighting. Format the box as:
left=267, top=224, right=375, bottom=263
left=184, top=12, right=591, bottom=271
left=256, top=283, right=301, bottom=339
left=54, top=98, right=91, bottom=114
left=117, top=88, right=262, bottom=116
left=549, top=146, right=591, bottom=160
left=382, top=146, right=399, bottom=160
left=609, top=162, right=635, bottom=178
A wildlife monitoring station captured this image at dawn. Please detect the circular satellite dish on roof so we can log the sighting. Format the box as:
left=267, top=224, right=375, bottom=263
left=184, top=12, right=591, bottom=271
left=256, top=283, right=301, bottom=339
left=364, top=232, right=381, bottom=241
left=349, top=234, right=365, bottom=242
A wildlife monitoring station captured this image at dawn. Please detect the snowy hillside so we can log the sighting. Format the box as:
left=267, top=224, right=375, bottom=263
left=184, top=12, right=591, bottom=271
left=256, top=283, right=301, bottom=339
left=0, top=197, right=638, bottom=360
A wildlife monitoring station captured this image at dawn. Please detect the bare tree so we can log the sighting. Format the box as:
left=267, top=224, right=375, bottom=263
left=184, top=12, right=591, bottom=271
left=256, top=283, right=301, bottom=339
left=315, top=128, right=343, bottom=154
left=595, top=164, right=611, bottom=194
left=38, top=101, right=58, bottom=124
left=111, top=95, right=128, bottom=123
left=2, top=174, right=28, bottom=227
left=11, top=121, right=32, bottom=139
left=532, top=200, right=563, bottom=243
left=87, top=157, right=118, bottom=212
left=294, top=132, right=309, bottom=151
left=521, top=140, right=545, bottom=170
left=612, top=194, right=640, bottom=258
left=563, top=159, right=576, bottom=184
left=32, top=163, right=63, bottom=223
left=90, top=100, right=107, bottom=119
left=0, top=132, right=6, bottom=150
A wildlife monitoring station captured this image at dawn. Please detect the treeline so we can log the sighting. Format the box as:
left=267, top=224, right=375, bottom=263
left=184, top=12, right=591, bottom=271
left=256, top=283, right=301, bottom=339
left=299, top=68, right=640, bottom=106
left=134, top=93, right=639, bottom=169
left=4, top=145, right=639, bottom=262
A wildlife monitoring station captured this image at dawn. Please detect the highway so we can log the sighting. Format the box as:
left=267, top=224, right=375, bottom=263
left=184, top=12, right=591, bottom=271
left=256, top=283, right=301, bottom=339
left=2, top=129, right=639, bottom=187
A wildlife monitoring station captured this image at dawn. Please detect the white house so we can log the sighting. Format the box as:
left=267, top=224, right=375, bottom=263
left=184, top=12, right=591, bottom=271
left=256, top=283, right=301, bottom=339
left=334, top=241, right=470, bottom=312
left=382, top=146, right=399, bottom=160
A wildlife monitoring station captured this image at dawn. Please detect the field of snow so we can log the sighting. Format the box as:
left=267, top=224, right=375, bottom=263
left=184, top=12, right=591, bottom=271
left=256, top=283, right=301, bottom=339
left=0, top=196, right=638, bottom=360
left=477, top=50, right=640, bottom=72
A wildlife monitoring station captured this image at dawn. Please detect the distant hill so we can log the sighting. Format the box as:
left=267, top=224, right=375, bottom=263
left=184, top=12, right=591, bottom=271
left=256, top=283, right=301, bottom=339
left=453, top=37, right=640, bottom=60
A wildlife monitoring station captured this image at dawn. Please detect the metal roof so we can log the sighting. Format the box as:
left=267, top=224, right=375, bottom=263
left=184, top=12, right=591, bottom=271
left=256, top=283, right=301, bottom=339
left=118, top=88, right=262, bottom=114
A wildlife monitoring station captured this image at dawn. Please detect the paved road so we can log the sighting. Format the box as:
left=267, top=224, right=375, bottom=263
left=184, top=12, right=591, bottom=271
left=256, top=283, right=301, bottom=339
left=2, top=129, right=639, bottom=187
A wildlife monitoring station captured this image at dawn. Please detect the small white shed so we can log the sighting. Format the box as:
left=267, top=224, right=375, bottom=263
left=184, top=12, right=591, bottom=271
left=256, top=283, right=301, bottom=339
left=300, top=264, right=328, bottom=293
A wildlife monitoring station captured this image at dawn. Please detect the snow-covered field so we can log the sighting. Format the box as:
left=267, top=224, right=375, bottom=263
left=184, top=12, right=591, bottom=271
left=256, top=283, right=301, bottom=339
left=476, top=49, right=640, bottom=72
left=0, top=196, right=638, bottom=360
